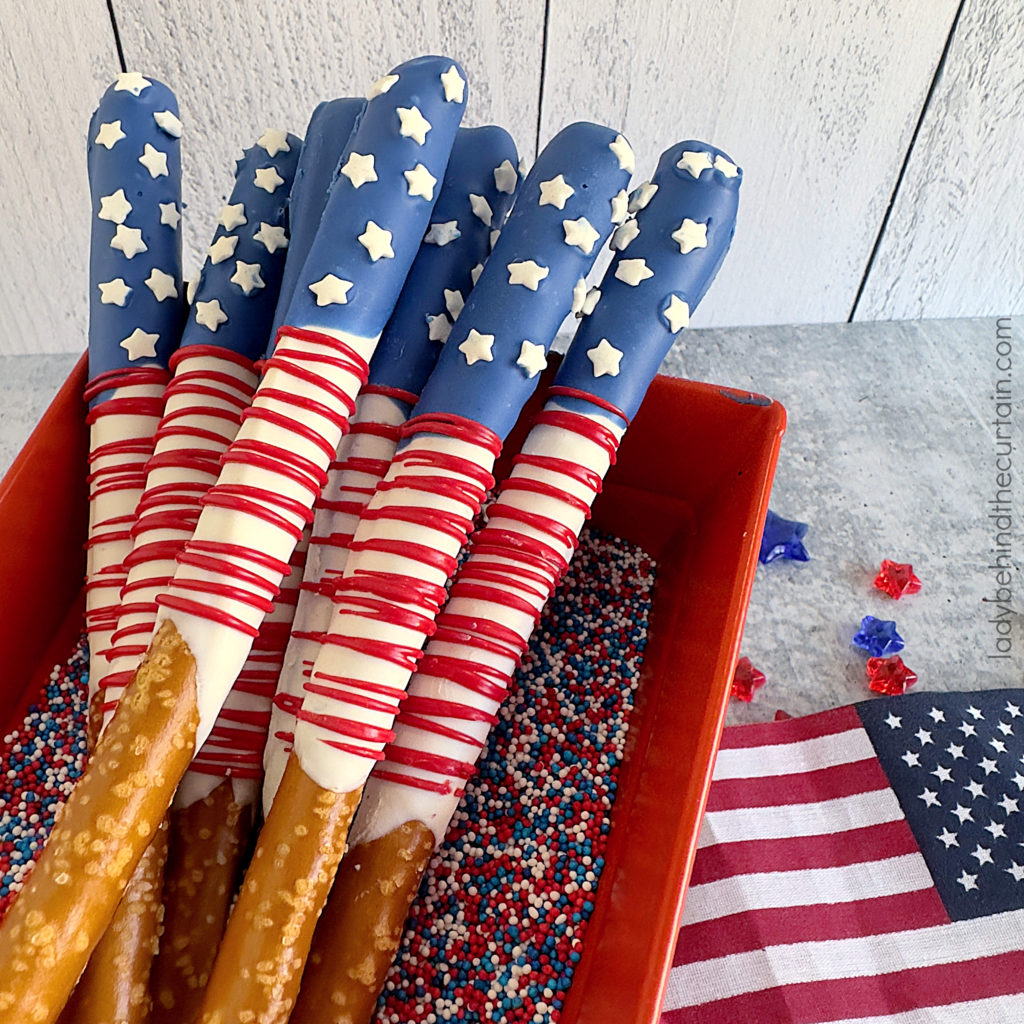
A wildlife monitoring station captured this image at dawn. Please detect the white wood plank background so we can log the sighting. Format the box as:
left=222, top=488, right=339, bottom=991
left=853, top=0, right=1024, bottom=320
left=0, top=0, right=119, bottom=354
left=112, top=0, right=546, bottom=288
left=539, top=0, right=959, bottom=328
left=0, top=0, right=1021, bottom=355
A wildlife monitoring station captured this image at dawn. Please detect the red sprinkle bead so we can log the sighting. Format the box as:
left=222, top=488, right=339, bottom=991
left=866, top=654, right=918, bottom=695
left=873, top=560, right=922, bottom=599
left=731, top=656, right=766, bottom=703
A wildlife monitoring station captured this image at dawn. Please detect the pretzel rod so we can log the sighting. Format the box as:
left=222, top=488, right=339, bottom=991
left=83, top=72, right=185, bottom=722
left=264, top=123, right=521, bottom=812
left=0, top=56, right=467, bottom=1022
left=197, top=120, right=631, bottom=1024
left=291, top=140, right=743, bottom=1022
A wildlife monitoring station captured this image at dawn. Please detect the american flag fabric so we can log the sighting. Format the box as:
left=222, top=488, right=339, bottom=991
left=662, top=689, right=1024, bottom=1023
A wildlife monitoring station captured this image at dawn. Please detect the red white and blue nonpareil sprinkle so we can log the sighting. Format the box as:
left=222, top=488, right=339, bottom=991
left=377, top=528, right=656, bottom=1024
left=0, top=634, right=89, bottom=918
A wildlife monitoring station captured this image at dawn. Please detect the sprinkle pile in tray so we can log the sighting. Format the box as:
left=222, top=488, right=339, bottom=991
left=0, top=528, right=656, bottom=1019
left=378, top=527, right=657, bottom=1024
left=0, top=635, right=89, bottom=916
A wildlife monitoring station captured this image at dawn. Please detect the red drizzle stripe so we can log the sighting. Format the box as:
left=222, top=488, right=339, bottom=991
left=165, top=577, right=276, bottom=614
left=499, top=475, right=592, bottom=515
left=360, top=383, right=419, bottom=405
left=397, top=715, right=479, bottom=746
left=372, top=767, right=456, bottom=795
left=298, top=708, right=394, bottom=745
left=240, top=405, right=338, bottom=460
left=402, top=696, right=499, bottom=725
left=169, top=344, right=257, bottom=374
left=545, top=385, right=629, bottom=423
left=200, top=490, right=308, bottom=539
left=313, top=670, right=413, bottom=700
left=220, top=448, right=325, bottom=497
left=532, top=409, right=619, bottom=462
left=401, top=413, right=502, bottom=457
left=86, top=398, right=164, bottom=423
left=304, top=682, right=402, bottom=716
left=447, top=582, right=543, bottom=623
left=229, top=439, right=330, bottom=489
left=299, top=631, right=423, bottom=671
left=83, top=367, right=169, bottom=403
left=416, top=655, right=509, bottom=702
left=186, top=540, right=289, bottom=576
left=484, top=502, right=580, bottom=551
left=344, top=538, right=459, bottom=576
left=155, top=593, right=260, bottom=637
left=385, top=745, right=475, bottom=780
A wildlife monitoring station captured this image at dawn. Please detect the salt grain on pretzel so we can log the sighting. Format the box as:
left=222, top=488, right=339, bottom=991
left=291, top=139, right=742, bottom=1024
left=264, top=123, right=521, bottom=812
left=0, top=56, right=466, bottom=1023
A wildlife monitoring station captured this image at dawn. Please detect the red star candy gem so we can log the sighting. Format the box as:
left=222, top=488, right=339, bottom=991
left=731, top=656, right=766, bottom=702
left=866, top=655, right=918, bottom=696
left=873, top=559, right=922, bottom=599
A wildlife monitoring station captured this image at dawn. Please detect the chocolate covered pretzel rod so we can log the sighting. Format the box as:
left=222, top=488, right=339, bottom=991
left=0, top=56, right=465, bottom=1024
left=292, top=140, right=742, bottom=1024
left=264, top=123, right=521, bottom=811
left=200, top=121, right=632, bottom=1024
left=81, top=128, right=302, bottom=1024
left=83, top=73, right=185, bottom=735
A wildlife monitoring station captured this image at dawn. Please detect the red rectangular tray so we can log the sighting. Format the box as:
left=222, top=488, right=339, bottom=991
left=0, top=353, right=784, bottom=1024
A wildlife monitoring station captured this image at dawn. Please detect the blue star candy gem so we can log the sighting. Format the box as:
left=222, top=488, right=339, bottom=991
left=852, top=615, right=905, bottom=657
left=759, top=509, right=809, bottom=564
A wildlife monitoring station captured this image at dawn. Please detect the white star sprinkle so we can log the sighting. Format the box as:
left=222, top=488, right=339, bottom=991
left=1007, top=702, right=1022, bottom=718
left=615, top=258, right=654, bottom=286
left=587, top=338, right=623, bottom=378
left=956, top=870, right=978, bottom=892
left=951, top=803, right=973, bottom=824
left=915, top=728, right=933, bottom=746
left=98, top=278, right=131, bottom=306
left=991, top=738, right=1008, bottom=754
left=663, top=295, right=690, bottom=333
left=424, top=221, right=461, bottom=246
left=254, top=222, right=288, bottom=253
left=98, top=188, right=132, bottom=224
left=208, top=235, right=238, bottom=265
left=254, top=166, right=285, bottom=193
left=611, top=220, right=639, bottom=251
left=571, top=278, right=587, bottom=315
left=672, top=218, right=709, bottom=255
left=928, top=707, right=946, bottom=723
left=985, top=820, right=1007, bottom=840
left=367, top=74, right=400, bottom=100
left=629, top=181, right=659, bottom=213
left=145, top=268, right=178, bottom=302
left=965, top=779, right=986, bottom=800
left=397, top=106, right=432, bottom=145
left=538, top=174, right=574, bottom=210
left=999, top=795, right=1020, bottom=814
left=931, top=764, right=953, bottom=784
left=154, top=110, right=182, bottom=138
left=258, top=129, right=291, bottom=156
left=159, top=203, right=180, bottom=229
left=120, top=327, right=159, bottom=359
left=610, top=189, right=629, bottom=225
left=195, top=299, right=228, bottom=332
left=341, top=152, right=378, bottom=189
left=110, top=225, right=147, bottom=259
left=1007, top=862, right=1024, bottom=882
left=919, top=789, right=940, bottom=807
left=1013, top=772, right=1024, bottom=791
left=517, top=340, right=547, bottom=378
left=901, top=751, right=921, bottom=767
left=470, top=263, right=484, bottom=285
left=186, top=276, right=198, bottom=304
left=971, top=844, right=994, bottom=867
left=358, top=221, right=395, bottom=261
left=218, top=203, right=247, bottom=231
left=959, top=721, right=978, bottom=737
left=426, top=313, right=451, bottom=343
left=580, top=287, right=601, bottom=316
left=507, top=260, right=549, bottom=291
left=936, top=827, right=958, bottom=848
left=967, top=705, right=984, bottom=720
left=440, top=65, right=466, bottom=103
left=138, top=143, right=169, bottom=178
left=470, top=194, right=493, bottom=227
left=980, top=757, right=1000, bottom=775
left=562, top=216, right=600, bottom=254
left=714, top=153, right=739, bottom=178
left=94, top=120, right=125, bottom=149
left=609, top=134, right=634, bottom=173
left=309, top=274, right=353, bottom=306
left=884, top=713, right=902, bottom=730
left=231, top=260, right=265, bottom=295
left=494, top=159, right=518, bottom=195
left=459, top=328, right=494, bottom=366
left=114, top=71, right=151, bottom=96
left=444, top=288, right=464, bottom=319
left=404, top=163, right=437, bottom=200
left=947, top=742, right=965, bottom=760
left=677, top=150, right=714, bottom=178
left=999, top=721, right=1014, bottom=736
